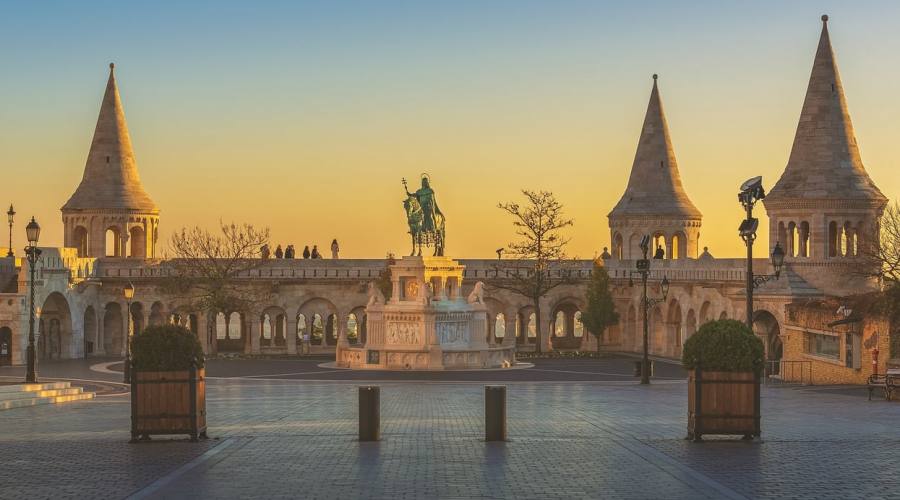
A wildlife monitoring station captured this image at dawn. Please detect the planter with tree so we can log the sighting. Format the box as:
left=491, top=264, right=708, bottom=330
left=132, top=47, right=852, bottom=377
left=682, top=319, right=764, bottom=441
left=130, top=324, right=207, bottom=442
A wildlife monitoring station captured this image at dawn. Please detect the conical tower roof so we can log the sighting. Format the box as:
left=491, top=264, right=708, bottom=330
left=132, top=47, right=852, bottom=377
left=609, top=75, right=701, bottom=219
left=767, top=16, right=885, bottom=207
left=63, top=64, right=158, bottom=213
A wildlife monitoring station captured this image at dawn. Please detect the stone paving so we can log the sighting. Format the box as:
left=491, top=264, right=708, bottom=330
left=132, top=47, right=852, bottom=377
left=0, top=358, right=898, bottom=499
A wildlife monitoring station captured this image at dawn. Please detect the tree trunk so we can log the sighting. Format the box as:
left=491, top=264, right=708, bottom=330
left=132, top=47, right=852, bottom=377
left=596, top=331, right=601, bottom=355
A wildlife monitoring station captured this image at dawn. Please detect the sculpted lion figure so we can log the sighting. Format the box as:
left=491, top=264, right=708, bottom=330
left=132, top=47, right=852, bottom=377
left=367, top=281, right=386, bottom=307
left=467, top=281, right=485, bottom=305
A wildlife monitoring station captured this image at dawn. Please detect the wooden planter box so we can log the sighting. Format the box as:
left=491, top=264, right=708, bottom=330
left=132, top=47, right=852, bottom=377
left=131, top=366, right=207, bottom=442
left=687, top=367, right=760, bottom=441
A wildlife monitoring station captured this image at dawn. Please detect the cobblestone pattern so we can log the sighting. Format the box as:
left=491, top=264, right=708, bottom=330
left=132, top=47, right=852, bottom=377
left=2, top=374, right=899, bottom=499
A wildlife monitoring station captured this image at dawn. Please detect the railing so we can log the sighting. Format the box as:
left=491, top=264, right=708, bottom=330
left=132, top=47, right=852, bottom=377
left=765, top=360, right=813, bottom=385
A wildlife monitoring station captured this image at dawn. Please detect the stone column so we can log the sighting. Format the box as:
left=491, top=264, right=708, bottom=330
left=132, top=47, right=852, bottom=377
left=336, top=311, right=349, bottom=347
left=95, top=313, right=106, bottom=356
left=196, top=313, right=209, bottom=354
left=286, top=315, right=298, bottom=355
left=502, top=314, right=516, bottom=348
left=249, top=313, right=260, bottom=354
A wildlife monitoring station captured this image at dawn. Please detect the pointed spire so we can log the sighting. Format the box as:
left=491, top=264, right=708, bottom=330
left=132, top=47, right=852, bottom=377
left=767, top=15, right=885, bottom=205
left=63, top=63, right=158, bottom=212
left=609, top=75, right=701, bottom=218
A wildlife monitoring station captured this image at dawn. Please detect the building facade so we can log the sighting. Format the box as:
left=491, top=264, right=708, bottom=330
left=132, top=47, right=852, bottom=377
left=0, top=18, right=893, bottom=381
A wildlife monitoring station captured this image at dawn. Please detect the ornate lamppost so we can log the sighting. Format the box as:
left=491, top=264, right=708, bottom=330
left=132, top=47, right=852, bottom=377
left=629, top=235, right=670, bottom=385
left=738, top=177, right=786, bottom=328
left=123, top=282, right=135, bottom=383
left=24, top=217, right=41, bottom=383
left=6, top=205, right=14, bottom=258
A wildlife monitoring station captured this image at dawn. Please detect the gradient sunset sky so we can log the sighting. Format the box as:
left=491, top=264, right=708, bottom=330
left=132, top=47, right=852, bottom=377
left=2, top=1, right=898, bottom=259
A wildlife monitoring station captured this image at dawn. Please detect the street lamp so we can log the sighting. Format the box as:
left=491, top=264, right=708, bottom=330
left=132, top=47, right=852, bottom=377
left=739, top=176, right=785, bottom=329
left=629, top=235, right=670, bottom=385
left=6, top=205, right=14, bottom=258
left=24, top=217, right=41, bottom=383
left=123, top=282, right=135, bottom=383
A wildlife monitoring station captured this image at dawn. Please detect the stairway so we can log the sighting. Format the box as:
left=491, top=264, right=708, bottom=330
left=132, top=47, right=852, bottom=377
left=0, top=382, right=95, bottom=411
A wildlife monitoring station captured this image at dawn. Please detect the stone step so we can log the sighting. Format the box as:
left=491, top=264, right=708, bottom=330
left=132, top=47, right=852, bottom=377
left=0, top=382, right=71, bottom=394
left=0, top=387, right=86, bottom=402
left=0, top=382, right=95, bottom=411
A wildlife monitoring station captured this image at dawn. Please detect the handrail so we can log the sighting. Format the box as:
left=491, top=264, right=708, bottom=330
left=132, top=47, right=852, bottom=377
left=765, top=360, right=813, bottom=385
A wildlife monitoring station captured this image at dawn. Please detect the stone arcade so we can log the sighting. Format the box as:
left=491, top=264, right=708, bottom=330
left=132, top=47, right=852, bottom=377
left=0, top=17, right=893, bottom=382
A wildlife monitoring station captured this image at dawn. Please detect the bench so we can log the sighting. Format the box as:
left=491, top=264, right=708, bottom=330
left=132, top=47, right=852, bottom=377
left=867, top=374, right=899, bottom=401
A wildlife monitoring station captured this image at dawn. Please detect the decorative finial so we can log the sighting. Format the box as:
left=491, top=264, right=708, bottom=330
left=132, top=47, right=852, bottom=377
left=652, top=73, right=658, bottom=81
left=821, top=14, right=828, bottom=23
left=109, top=62, right=115, bottom=70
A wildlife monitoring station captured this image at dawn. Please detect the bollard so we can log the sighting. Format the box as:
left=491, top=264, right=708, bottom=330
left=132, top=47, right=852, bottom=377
left=358, top=386, right=380, bottom=441
left=485, top=385, right=507, bottom=442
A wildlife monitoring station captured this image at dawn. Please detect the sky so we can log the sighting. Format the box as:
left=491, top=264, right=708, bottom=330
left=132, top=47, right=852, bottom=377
left=1, top=1, right=899, bottom=259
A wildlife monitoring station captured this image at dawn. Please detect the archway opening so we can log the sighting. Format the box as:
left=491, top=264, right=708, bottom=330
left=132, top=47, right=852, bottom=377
left=39, top=292, right=73, bottom=360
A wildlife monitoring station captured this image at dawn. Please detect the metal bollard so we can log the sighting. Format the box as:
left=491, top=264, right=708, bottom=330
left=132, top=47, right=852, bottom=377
left=358, top=386, right=380, bottom=441
left=485, top=385, right=507, bottom=441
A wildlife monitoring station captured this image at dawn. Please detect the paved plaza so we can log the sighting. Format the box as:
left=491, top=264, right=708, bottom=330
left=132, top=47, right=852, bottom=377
left=1, top=356, right=898, bottom=499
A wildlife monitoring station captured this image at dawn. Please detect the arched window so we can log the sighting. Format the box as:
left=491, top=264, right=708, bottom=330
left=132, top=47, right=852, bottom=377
left=129, top=226, right=146, bottom=258
left=671, top=234, right=681, bottom=259
left=312, top=314, right=324, bottom=341
left=105, top=227, right=121, bottom=257
left=297, top=313, right=307, bottom=340
left=554, top=311, right=566, bottom=337
left=799, top=222, right=810, bottom=257
left=347, top=313, right=359, bottom=341
left=613, top=233, right=623, bottom=259
left=574, top=311, right=584, bottom=337
left=527, top=313, right=536, bottom=338
left=262, top=314, right=272, bottom=339
left=828, top=221, right=838, bottom=257
left=495, top=313, right=506, bottom=338
left=73, top=226, right=89, bottom=258
left=228, top=312, right=241, bottom=339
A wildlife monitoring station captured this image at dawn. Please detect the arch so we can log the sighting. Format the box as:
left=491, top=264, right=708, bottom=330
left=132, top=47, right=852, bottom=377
left=698, top=301, right=712, bottom=326
left=650, top=306, right=665, bottom=355
left=685, top=309, right=697, bottom=343
left=149, top=302, right=165, bottom=326
left=39, top=292, right=73, bottom=360
left=626, top=304, right=638, bottom=351
left=217, top=311, right=245, bottom=352
left=347, top=313, right=360, bottom=345
left=103, top=302, right=124, bottom=356
left=550, top=301, right=581, bottom=350
left=83, top=306, right=98, bottom=355
left=753, top=310, right=782, bottom=374
left=105, top=226, right=122, bottom=257
left=652, top=232, right=668, bottom=259
left=129, top=226, right=146, bottom=258
left=667, top=299, right=683, bottom=357
left=671, top=232, right=687, bottom=260
left=73, top=226, right=89, bottom=258
left=129, top=302, right=144, bottom=335
left=612, top=233, right=624, bottom=259
left=494, top=313, right=506, bottom=340
left=215, top=312, right=227, bottom=339
left=325, top=313, right=338, bottom=346
left=719, top=311, right=728, bottom=321
left=0, top=327, right=10, bottom=366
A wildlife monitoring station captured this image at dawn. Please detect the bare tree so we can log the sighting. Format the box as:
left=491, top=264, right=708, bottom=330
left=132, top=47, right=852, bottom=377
left=859, top=201, right=900, bottom=285
left=490, top=190, right=575, bottom=353
left=162, top=222, right=270, bottom=317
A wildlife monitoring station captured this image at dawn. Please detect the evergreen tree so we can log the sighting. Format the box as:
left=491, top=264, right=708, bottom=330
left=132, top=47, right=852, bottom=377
left=581, top=260, right=619, bottom=353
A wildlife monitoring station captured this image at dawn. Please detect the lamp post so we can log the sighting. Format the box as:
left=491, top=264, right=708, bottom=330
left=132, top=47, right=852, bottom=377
left=738, top=177, right=786, bottom=329
left=123, top=282, right=135, bottom=383
left=6, top=205, right=14, bottom=258
left=629, top=235, right=670, bottom=385
left=24, top=217, right=41, bottom=383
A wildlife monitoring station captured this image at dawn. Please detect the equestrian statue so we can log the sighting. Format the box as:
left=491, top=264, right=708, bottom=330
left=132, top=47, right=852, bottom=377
left=403, top=174, right=446, bottom=257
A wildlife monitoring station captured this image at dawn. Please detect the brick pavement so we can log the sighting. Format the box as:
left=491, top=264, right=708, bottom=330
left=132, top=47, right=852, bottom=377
left=1, top=361, right=898, bottom=499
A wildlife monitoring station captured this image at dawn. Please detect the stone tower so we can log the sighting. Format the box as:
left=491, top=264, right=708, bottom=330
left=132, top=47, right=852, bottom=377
left=608, top=75, right=702, bottom=260
left=764, top=16, right=886, bottom=295
left=62, top=64, right=159, bottom=259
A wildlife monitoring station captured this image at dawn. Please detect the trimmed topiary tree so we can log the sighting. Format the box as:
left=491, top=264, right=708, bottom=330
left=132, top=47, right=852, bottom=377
left=132, top=324, right=204, bottom=372
left=682, top=319, right=763, bottom=372
left=682, top=319, right=763, bottom=442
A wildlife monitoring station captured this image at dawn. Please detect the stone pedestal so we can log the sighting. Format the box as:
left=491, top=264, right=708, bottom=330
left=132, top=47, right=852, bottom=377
left=336, top=256, right=515, bottom=370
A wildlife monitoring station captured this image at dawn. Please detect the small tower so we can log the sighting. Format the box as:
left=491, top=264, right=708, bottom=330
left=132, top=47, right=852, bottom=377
left=764, top=16, right=886, bottom=294
left=608, top=75, right=702, bottom=260
left=61, top=64, right=159, bottom=259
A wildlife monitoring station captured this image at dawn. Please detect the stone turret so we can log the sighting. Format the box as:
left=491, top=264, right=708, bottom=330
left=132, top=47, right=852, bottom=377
left=608, top=75, right=702, bottom=260
left=61, top=64, right=159, bottom=259
left=764, top=16, right=887, bottom=295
